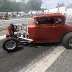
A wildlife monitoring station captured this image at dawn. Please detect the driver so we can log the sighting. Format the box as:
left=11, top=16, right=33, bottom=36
left=8, top=24, right=15, bottom=36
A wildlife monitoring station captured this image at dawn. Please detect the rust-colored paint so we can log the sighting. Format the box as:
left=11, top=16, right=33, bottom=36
left=28, top=14, right=72, bottom=43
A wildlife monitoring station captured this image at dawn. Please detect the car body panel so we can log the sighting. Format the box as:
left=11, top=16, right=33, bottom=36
left=28, top=14, right=72, bottom=43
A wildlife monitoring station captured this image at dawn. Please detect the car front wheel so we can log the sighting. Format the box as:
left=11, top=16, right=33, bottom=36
left=3, top=38, right=18, bottom=52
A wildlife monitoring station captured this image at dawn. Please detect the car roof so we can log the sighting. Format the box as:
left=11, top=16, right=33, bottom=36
left=33, top=13, right=65, bottom=19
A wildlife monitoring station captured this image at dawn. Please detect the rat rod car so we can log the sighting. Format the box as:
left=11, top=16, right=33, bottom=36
left=2, top=14, right=72, bottom=52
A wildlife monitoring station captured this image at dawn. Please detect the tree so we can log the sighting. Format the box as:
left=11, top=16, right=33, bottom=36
left=0, top=0, right=12, bottom=12
left=0, top=0, right=3, bottom=8
left=0, top=0, right=21, bottom=12
left=21, top=0, right=25, bottom=2
left=28, top=0, right=42, bottom=10
left=0, top=0, right=42, bottom=12
left=56, top=3, right=65, bottom=8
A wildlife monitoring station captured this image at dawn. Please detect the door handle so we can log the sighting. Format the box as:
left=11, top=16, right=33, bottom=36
left=51, top=26, right=55, bottom=28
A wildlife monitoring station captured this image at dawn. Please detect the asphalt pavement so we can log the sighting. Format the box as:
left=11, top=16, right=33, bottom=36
left=0, top=38, right=72, bottom=72
left=0, top=39, right=62, bottom=72
left=46, top=49, right=72, bottom=72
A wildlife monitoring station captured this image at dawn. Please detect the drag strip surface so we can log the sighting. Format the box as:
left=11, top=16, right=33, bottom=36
left=19, top=46, right=65, bottom=72
left=0, top=37, right=65, bottom=72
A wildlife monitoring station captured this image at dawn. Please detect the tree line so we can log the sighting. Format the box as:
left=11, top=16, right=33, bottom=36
left=0, top=0, right=72, bottom=13
left=0, top=0, right=42, bottom=13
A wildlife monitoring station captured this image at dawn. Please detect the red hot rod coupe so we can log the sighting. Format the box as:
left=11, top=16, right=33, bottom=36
left=2, top=14, right=72, bottom=52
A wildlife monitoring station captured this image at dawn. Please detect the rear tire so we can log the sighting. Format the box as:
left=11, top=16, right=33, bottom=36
left=62, top=32, right=72, bottom=49
left=3, top=38, right=18, bottom=52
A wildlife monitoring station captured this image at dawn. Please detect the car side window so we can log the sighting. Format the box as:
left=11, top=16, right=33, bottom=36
left=56, top=18, right=62, bottom=24
left=46, top=18, right=54, bottom=24
left=37, top=17, right=54, bottom=24
left=37, top=18, right=47, bottom=24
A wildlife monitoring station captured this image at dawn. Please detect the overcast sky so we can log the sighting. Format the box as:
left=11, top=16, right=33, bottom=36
left=16, top=0, right=72, bottom=9
left=42, top=0, right=72, bottom=9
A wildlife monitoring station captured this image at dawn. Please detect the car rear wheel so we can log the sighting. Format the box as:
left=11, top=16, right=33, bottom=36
left=3, top=38, right=18, bottom=52
left=62, top=32, right=72, bottom=49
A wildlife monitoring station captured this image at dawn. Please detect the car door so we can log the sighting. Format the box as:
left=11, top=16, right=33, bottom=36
left=36, top=17, right=55, bottom=43
left=50, top=17, right=65, bottom=42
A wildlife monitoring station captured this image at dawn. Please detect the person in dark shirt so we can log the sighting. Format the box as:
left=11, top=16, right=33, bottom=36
left=8, top=24, right=14, bottom=36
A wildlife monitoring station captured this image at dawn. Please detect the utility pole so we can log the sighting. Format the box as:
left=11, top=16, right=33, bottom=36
left=57, top=3, right=59, bottom=13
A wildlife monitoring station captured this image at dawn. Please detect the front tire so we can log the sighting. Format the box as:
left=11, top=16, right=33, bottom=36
left=62, top=32, right=72, bottom=49
left=3, top=38, right=18, bottom=52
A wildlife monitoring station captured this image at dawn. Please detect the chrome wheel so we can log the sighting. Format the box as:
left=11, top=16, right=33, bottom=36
left=5, top=40, right=16, bottom=50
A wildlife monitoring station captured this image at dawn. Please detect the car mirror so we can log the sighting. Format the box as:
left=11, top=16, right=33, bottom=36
left=34, top=19, right=38, bottom=24
left=36, top=21, right=38, bottom=24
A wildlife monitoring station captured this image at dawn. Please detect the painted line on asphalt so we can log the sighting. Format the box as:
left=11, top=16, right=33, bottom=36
left=19, top=46, right=65, bottom=72
left=0, top=35, right=6, bottom=40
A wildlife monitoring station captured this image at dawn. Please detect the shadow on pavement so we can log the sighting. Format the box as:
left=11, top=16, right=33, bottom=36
left=8, top=42, right=62, bottom=53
